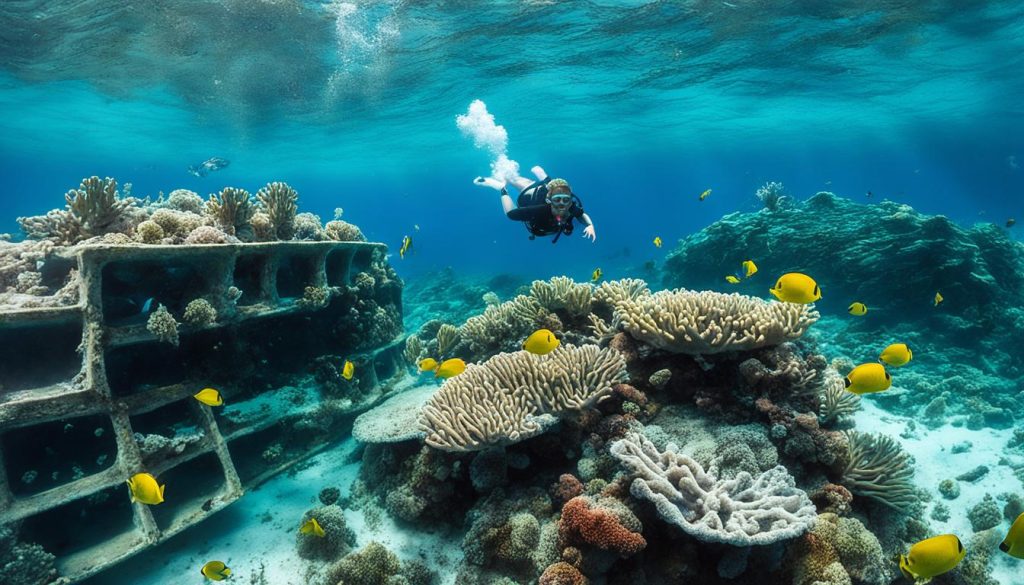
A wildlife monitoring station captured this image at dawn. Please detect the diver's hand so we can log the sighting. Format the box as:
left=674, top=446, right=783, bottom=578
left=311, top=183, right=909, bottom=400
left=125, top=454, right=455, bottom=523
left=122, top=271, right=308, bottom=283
left=582, top=225, right=596, bottom=242
left=474, top=176, right=506, bottom=191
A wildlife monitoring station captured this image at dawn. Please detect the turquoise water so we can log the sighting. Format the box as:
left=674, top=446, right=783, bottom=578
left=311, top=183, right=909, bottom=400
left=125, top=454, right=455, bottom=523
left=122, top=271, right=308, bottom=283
left=2, top=2, right=1024, bottom=584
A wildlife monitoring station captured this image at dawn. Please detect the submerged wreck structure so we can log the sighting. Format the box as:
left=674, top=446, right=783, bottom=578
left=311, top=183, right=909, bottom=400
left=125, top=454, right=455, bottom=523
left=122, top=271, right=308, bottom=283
left=0, top=178, right=405, bottom=582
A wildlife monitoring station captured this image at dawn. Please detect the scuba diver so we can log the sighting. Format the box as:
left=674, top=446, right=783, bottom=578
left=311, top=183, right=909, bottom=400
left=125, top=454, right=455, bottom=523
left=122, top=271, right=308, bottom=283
left=474, top=165, right=596, bottom=243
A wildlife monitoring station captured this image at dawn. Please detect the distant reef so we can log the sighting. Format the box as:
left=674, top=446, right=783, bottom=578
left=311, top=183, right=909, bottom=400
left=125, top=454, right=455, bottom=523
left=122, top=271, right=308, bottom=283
left=659, top=191, right=1024, bottom=427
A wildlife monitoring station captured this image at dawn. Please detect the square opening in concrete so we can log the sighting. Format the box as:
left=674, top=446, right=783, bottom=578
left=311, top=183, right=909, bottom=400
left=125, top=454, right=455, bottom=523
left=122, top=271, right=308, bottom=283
left=102, top=259, right=223, bottom=325
left=231, top=254, right=267, bottom=306
left=105, top=329, right=233, bottom=398
left=275, top=253, right=319, bottom=300
left=3, top=414, right=117, bottom=497
left=325, top=248, right=353, bottom=287
left=350, top=248, right=374, bottom=282
left=19, top=483, right=135, bottom=561
left=149, top=452, right=226, bottom=532
left=130, top=399, right=207, bottom=468
left=0, top=319, right=82, bottom=396
left=226, top=423, right=294, bottom=485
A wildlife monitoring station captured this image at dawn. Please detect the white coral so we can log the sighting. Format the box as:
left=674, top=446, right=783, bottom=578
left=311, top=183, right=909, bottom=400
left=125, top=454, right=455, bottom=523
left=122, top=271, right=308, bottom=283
left=610, top=432, right=816, bottom=546
left=613, top=289, right=818, bottom=354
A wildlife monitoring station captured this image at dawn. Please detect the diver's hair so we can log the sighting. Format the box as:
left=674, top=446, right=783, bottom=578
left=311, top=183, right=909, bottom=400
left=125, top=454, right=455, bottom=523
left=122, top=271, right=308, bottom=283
left=547, top=178, right=572, bottom=197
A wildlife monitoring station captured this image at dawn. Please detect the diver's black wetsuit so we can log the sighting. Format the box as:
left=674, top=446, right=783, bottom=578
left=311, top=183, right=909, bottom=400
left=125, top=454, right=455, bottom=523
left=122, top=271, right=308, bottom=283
left=507, top=204, right=585, bottom=237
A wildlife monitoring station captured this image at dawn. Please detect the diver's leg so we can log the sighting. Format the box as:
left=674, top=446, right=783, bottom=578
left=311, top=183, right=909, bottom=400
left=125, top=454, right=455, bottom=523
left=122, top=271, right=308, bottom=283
left=507, top=174, right=533, bottom=192
left=531, top=166, right=548, bottom=181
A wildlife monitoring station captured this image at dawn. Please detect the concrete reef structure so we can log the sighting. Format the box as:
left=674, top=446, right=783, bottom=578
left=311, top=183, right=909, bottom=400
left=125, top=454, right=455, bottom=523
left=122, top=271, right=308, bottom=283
left=0, top=240, right=404, bottom=583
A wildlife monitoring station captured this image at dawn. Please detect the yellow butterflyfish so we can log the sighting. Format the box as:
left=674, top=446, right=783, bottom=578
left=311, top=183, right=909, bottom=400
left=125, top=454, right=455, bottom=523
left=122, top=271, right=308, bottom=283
left=844, top=363, right=892, bottom=395
left=127, top=472, right=165, bottom=505
left=201, top=561, right=232, bottom=581
left=741, top=260, right=757, bottom=278
left=434, top=358, right=466, bottom=379
left=847, top=302, right=868, bottom=316
left=342, top=360, right=355, bottom=380
left=193, top=388, right=223, bottom=407
left=653, top=236, right=662, bottom=248
left=1001, top=512, right=1024, bottom=558
left=699, top=189, right=712, bottom=201
left=934, top=291, right=943, bottom=307
left=899, top=534, right=966, bottom=580
left=768, top=273, right=821, bottom=304
left=523, top=329, right=560, bottom=356
left=879, top=343, right=913, bottom=367
left=418, top=358, right=439, bottom=372
left=299, top=517, right=326, bottom=538
left=725, top=275, right=741, bottom=284
left=591, top=267, right=602, bottom=282
left=399, top=235, right=412, bottom=259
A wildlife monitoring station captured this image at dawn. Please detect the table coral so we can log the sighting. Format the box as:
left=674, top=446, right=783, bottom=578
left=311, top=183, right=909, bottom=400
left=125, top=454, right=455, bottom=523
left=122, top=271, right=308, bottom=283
left=609, top=432, right=816, bottom=546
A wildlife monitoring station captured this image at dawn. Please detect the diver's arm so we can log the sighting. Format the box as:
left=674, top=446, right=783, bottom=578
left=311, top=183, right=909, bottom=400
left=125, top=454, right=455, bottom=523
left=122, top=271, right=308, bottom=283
left=500, top=188, right=515, bottom=215
left=580, top=213, right=596, bottom=241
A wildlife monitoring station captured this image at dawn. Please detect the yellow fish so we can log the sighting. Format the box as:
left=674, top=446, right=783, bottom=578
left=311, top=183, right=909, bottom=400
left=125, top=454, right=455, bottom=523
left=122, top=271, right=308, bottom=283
left=299, top=517, right=326, bottom=538
left=653, top=236, right=662, bottom=248
left=523, top=329, right=560, bottom=356
left=699, top=189, right=712, bottom=201
left=847, top=302, right=868, bottom=316
left=934, top=291, right=943, bottom=307
left=418, top=358, right=439, bottom=372
left=879, top=343, right=913, bottom=367
left=725, top=275, right=741, bottom=284
left=193, top=388, right=223, bottom=407
left=126, top=472, right=165, bottom=505
left=399, top=235, right=412, bottom=259
left=899, top=534, right=966, bottom=581
left=434, top=358, right=466, bottom=379
left=844, top=362, right=892, bottom=395
left=742, top=260, right=757, bottom=278
left=342, top=360, right=355, bottom=380
left=200, top=561, right=232, bottom=581
left=768, top=273, right=821, bottom=304
left=1001, top=512, right=1024, bottom=559
left=591, top=267, right=602, bottom=282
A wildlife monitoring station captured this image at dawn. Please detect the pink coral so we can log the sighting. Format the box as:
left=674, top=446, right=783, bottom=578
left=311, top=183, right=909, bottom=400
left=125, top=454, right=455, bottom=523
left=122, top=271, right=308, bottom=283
left=552, top=474, right=584, bottom=504
left=539, top=562, right=588, bottom=585
left=558, top=496, right=646, bottom=558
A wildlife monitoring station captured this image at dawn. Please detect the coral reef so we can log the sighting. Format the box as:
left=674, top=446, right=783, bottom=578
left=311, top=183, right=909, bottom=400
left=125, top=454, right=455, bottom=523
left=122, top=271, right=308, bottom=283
left=609, top=432, right=816, bottom=546
left=418, top=345, right=627, bottom=452
left=296, top=504, right=356, bottom=560
left=255, top=181, right=298, bottom=240
left=181, top=298, right=217, bottom=327
left=0, top=525, right=61, bottom=585
left=840, top=431, right=917, bottom=511
left=558, top=495, right=646, bottom=557
left=146, top=304, right=180, bottom=346
left=205, top=187, right=255, bottom=238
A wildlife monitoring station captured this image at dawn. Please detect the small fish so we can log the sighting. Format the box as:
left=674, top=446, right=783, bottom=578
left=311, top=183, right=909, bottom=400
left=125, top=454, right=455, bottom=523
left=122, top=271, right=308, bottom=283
left=653, top=236, right=663, bottom=248
left=399, top=235, right=412, bottom=259
left=194, top=388, right=224, bottom=406
left=741, top=260, right=757, bottom=278
left=140, top=297, right=154, bottom=314
left=1007, top=218, right=1016, bottom=228
left=768, top=273, right=821, bottom=304
left=126, top=472, right=165, bottom=505
left=299, top=517, right=326, bottom=538
left=899, top=534, right=966, bottom=581
left=414, top=224, right=421, bottom=231
left=725, top=275, right=741, bottom=284
left=1001, top=512, right=1024, bottom=558
left=847, top=302, right=868, bottom=316
left=434, top=358, right=467, bottom=379
left=187, top=157, right=230, bottom=178
left=591, top=267, right=602, bottom=282
left=699, top=189, right=712, bottom=201
left=200, top=561, right=232, bottom=581
left=342, top=360, right=355, bottom=380
left=523, top=329, right=560, bottom=355
left=879, top=343, right=913, bottom=367
left=866, top=191, right=873, bottom=198
left=844, top=363, right=892, bottom=395
left=418, top=358, right=439, bottom=372
left=934, top=292, right=944, bottom=307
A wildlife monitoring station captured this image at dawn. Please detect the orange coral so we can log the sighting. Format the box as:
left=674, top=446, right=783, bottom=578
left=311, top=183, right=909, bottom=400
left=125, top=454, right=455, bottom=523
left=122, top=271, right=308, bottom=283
left=558, top=496, right=646, bottom=557
left=539, top=562, right=588, bottom=585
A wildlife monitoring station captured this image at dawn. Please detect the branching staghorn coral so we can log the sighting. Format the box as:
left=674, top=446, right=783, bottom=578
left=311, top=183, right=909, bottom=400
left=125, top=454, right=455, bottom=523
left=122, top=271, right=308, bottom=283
left=840, top=431, right=916, bottom=511
left=435, top=323, right=458, bottom=357
left=819, top=370, right=860, bottom=425
left=418, top=344, right=627, bottom=452
left=206, top=187, right=255, bottom=237
left=530, top=276, right=593, bottom=317
left=65, top=176, right=137, bottom=238
left=609, top=432, right=816, bottom=546
left=256, top=181, right=298, bottom=240
left=756, top=181, right=791, bottom=212
left=613, top=289, right=819, bottom=355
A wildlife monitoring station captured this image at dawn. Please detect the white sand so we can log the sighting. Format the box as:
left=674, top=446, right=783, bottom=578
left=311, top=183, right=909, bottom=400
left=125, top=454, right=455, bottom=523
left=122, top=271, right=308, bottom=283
left=856, top=398, right=1023, bottom=583
left=86, top=436, right=460, bottom=585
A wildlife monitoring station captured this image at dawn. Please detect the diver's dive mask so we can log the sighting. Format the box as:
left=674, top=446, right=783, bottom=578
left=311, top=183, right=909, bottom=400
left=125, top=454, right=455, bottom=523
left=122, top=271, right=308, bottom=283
left=548, top=194, right=572, bottom=210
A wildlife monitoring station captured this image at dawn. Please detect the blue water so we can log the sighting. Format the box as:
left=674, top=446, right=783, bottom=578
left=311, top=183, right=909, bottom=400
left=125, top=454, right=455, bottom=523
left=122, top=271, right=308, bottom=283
left=1, top=1, right=1023, bottom=275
